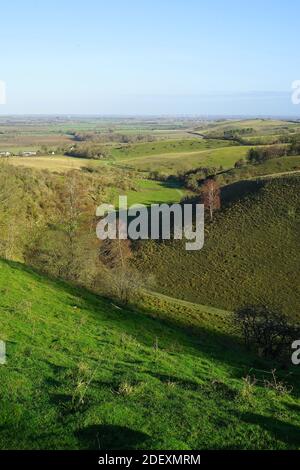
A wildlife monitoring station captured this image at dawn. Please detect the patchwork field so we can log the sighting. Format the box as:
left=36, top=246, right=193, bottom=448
left=2, top=117, right=300, bottom=180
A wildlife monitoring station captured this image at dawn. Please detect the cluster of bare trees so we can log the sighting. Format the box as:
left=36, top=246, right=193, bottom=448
left=234, top=305, right=300, bottom=360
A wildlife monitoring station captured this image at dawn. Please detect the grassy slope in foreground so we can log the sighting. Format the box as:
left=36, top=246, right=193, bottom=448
left=135, top=176, right=300, bottom=320
left=0, top=260, right=300, bottom=449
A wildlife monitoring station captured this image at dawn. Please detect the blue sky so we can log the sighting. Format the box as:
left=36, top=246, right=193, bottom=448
left=1, top=0, right=299, bottom=115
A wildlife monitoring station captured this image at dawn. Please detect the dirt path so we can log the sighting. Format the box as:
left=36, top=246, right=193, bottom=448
left=251, top=169, right=300, bottom=179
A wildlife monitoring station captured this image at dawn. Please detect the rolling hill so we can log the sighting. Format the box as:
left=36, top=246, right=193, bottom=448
left=135, top=175, right=300, bottom=320
left=1, top=259, right=300, bottom=449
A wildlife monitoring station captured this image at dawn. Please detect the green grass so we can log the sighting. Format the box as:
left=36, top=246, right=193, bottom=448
left=197, top=119, right=300, bottom=145
left=116, top=145, right=249, bottom=175
left=135, top=176, right=300, bottom=320
left=110, top=138, right=235, bottom=160
left=4, top=138, right=241, bottom=178
left=247, top=156, right=300, bottom=177
left=217, top=156, right=300, bottom=186
left=200, top=119, right=300, bottom=137
left=1, top=259, right=300, bottom=450
left=114, top=179, right=189, bottom=206
left=243, top=156, right=300, bottom=177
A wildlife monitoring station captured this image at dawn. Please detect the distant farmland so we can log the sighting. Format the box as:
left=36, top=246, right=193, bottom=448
left=7, top=155, right=100, bottom=172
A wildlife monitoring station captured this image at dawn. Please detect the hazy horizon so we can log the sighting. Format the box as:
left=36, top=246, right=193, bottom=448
left=1, top=91, right=300, bottom=118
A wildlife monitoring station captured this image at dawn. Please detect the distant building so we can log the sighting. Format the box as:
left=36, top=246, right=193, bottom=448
left=0, top=151, right=11, bottom=156
left=22, top=151, right=37, bottom=156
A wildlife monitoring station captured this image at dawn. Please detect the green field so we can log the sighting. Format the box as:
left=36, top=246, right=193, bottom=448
left=110, top=138, right=235, bottom=160
left=114, top=179, right=189, bottom=206
left=116, top=145, right=250, bottom=175
left=7, top=155, right=101, bottom=172
left=1, top=259, right=299, bottom=450
left=6, top=143, right=246, bottom=177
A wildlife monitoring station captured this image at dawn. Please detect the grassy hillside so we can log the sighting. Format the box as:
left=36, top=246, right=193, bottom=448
left=7, top=144, right=246, bottom=177
left=199, top=119, right=300, bottom=144
left=1, top=259, right=300, bottom=450
left=239, top=156, right=300, bottom=177
left=118, top=145, right=250, bottom=175
left=135, top=176, right=300, bottom=320
left=216, top=156, right=300, bottom=186
left=110, top=138, right=235, bottom=160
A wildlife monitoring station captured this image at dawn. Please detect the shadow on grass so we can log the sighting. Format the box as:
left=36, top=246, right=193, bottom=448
left=285, top=402, right=300, bottom=413
left=241, top=412, right=300, bottom=447
left=146, top=371, right=203, bottom=391
left=76, top=424, right=150, bottom=450
left=221, top=179, right=265, bottom=206
left=3, top=258, right=298, bottom=389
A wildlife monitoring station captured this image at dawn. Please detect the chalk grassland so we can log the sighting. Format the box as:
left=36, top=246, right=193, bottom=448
left=6, top=144, right=298, bottom=179
left=135, top=176, right=300, bottom=320
left=114, top=179, right=189, bottom=207
left=217, top=156, right=300, bottom=186
left=236, top=155, right=300, bottom=177
left=197, top=119, right=300, bottom=144
left=198, top=118, right=300, bottom=136
left=4, top=138, right=241, bottom=175
left=1, top=259, right=299, bottom=450
left=110, top=138, right=235, bottom=160
left=116, top=146, right=250, bottom=174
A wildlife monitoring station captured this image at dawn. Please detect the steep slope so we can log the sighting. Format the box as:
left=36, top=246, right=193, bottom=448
left=136, top=176, right=300, bottom=320
left=0, top=260, right=299, bottom=450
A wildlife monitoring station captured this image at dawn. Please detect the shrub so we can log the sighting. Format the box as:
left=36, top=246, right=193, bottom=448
left=247, top=145, right=287, bottom=164
left=234, top=158, right=246, bottom=168
left=234, top=305, right=300, bottom=359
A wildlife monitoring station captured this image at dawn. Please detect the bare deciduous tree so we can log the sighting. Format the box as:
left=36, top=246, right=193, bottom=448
left=201, top=179, right=221, bottom=221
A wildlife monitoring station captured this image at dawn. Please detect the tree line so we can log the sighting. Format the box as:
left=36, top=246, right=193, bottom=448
left=247, top=141, right=300, bottom=164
